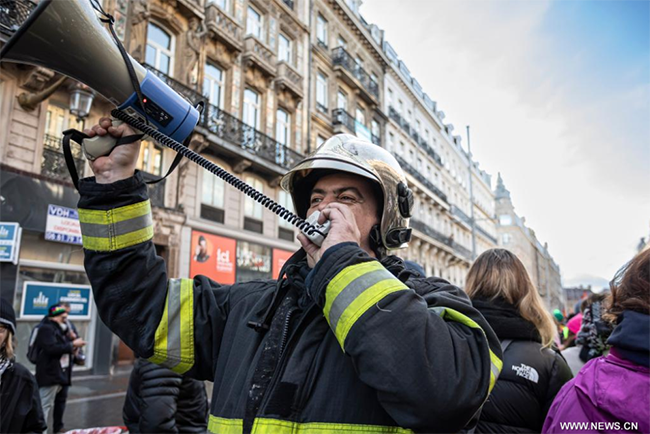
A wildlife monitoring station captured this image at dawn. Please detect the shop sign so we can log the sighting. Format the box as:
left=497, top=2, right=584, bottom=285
left=237, top=241, right=271, bottom=272
left=190, top=230, right=236, bottom=284
left=20, top=282, right=93, bottom=320
left=272, top=248, right=295, bottom=279
left=45, top=205, right=82, bottom=245
left=0, top=222, right=21, bottom=264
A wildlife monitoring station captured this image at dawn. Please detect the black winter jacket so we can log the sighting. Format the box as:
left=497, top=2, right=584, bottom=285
left=0, top=362, right=47, bottom=433
left=77, top=172, right=503, bottom=434
left=34, top=318, right=74, bottom=387
left=472, top=298, right=573, bottom=433
left=123, top=358, right=208, bottom=433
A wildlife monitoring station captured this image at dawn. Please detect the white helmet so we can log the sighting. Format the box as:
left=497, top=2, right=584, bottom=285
left=281, top=134, right=413, bottom=254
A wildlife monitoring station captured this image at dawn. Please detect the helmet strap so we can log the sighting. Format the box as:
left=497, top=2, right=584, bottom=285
left=369, top=224, right=386, bottom=259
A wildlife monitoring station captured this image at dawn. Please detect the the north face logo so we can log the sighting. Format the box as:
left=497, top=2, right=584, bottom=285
left=512, top=363, right=539, bottom=383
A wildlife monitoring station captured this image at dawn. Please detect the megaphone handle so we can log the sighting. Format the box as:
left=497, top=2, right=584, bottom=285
left=81, top=118, right=125, bottom=161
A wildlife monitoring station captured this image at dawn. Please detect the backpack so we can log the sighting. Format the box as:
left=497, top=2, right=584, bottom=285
left=26, top=323, right=42, bottom=364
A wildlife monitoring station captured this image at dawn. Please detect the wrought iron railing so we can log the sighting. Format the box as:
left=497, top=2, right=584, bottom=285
left=389, top=106, right=443, bottom=166
left=316, top=102, right=328, bottom=115
left=410, top=218, right=453, bottom=248
left=371, top=134, right=381, bottom=146
left=332, top=108, right=355, bottom=132
left=199, top=102, right=302, bottom=170
left=451, top=205, right=472, bottom=226
left=331, top=47, right=379, bottom=99
left=395, top=155, right=448, bottom=203
left=476, top=224, right=498, bottom=245
left=143, top=65, right=303, bottom=170
left=316, top=40, right=328, bottom=51
left=452, top=241, right=472, bottom=259
left=0, top=0, right=35, bottom=36
left=141, top=171, right=166, bottom=208
left=41, top=134, right=85, bottom=182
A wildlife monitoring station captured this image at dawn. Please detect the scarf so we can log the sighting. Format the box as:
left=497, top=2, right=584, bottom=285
left=471, top=296, right=542, bottom=343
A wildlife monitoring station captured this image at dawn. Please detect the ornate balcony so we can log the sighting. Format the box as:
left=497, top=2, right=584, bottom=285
left=205, top=3, right=243, bottom=53
left=316, top=102, right=329, bottom=116
left=410, top=218, right=453, bottom=248
left=394, top=155, right=448, bottom=203
left=476, top=224, right=498, bottom=245
left=452, top=241, right=472, bottom=259
left=276, top=61, right=303, bottom=99
left=144, top=63, right=203, bottom=105
left=389, top=106, right=443, bottom=167
left=243, top=35, right=276, bottom=77
left=371, top=134, right=381, bottom=146
left=451, top=205, right=472, bottom=226
left=332, top=108, right=355, bottom=133
left=331, top=47, right=379, bottom=103
left=0, top=0, right=35, bottom=38
left=41, top=134, right=85, bottom=183
left=199, top=102, right=303, bottom=171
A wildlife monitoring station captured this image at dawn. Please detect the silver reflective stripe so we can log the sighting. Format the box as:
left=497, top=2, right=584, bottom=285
left=327, top=268, right=393, bottom=334
left=163, top=278, right=183, bottom=370
left=79, top=213, right=153, bottom=239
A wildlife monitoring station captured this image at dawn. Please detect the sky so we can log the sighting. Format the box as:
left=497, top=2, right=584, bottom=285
left=361, top=0, right=650, bottom=289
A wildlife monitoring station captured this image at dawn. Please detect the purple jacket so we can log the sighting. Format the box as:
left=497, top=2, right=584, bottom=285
left=543, top=310, right=650, bottom=433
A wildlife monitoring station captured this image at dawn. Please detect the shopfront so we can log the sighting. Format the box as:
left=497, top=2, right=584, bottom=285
left=189, top=229, right=296, bottom=284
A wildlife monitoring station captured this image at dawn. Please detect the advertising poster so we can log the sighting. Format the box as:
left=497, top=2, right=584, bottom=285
left=272, top=248, right=295, bottom=279
left=190, top=230, right=236, bottom=284
left=0, top=222, right=21, bottom=263
left=45, top=204, right=83, bottom=245
left=236, top=241, right=271, bottom=282
left=20, top=282, right=92, bottom=320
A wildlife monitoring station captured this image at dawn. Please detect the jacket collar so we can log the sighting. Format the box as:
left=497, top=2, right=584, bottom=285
left=607, top=310, right=650, bottom=367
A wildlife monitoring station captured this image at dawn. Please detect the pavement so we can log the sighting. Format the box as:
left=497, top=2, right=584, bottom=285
left=53, top=367, right=132, bottom=433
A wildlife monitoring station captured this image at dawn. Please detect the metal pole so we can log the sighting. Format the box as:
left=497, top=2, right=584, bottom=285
left=467, top=125, right=477, bottom=260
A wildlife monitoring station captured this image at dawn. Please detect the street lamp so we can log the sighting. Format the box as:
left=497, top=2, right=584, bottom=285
left=69, top=83, right=95, bottom=122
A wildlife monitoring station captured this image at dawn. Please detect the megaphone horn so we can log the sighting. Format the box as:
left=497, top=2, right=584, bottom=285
left=0, top=0, right=199, bottom=158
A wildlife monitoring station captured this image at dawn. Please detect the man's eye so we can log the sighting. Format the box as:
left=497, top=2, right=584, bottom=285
left=339, top=195, right=356, bottom=202
left=310, top=197, right=322, bottom=205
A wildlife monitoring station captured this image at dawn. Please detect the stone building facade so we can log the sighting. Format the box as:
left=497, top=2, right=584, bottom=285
left=495, top=174, right=565, bottom=311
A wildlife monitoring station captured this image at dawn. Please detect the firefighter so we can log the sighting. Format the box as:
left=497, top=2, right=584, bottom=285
left=79, top=119, right=502, bottom=434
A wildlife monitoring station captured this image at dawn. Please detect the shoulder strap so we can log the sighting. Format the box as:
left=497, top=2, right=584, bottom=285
left=501, top=339, right=513, bottom=353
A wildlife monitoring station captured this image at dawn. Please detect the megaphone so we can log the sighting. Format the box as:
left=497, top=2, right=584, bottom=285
left=0, top=0, right=199, bottom=159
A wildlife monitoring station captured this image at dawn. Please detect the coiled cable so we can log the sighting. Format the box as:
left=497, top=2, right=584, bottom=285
left=110, top=108, right=318, bottom=236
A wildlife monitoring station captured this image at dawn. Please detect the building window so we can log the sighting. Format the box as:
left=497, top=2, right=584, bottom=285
left=499, top=214, right=512, bottom=225
left=201, top=169, right=225, bottom=223
left=416, top=119, right=422, bottom=134
left=278, top=190, right=295, bottom=241
left=42, top=105, right=84, bottom=180
left=337, top=35, right=347, bottom=49
left=371, top=119, right=380, bottom=139
left=316, top=14, right=328, bottom=46
left=210, top=0, right=228, bottom=11
left=278, top=33, right=292, bottom=64
left=370, top=72, right=378, bottom=85
left=244, top=176, right=264, bottom=232
left=316, top=135, right=326, bottom=147
left=246, top=6, right=263, bottom=40
left=146, top=23, right=174, bottom=76
left=398, top=99, right=404, bottom=115
left=355, top=107, right=366, bottom=126
left=502, top=233, right=512, bottom=245
left=388, top=88, right=393, bottom=106
left=316, top=72, right=328, bottom=109
left=337, top=90, right=347, bottom=110
left=243, top=88, right=261, bottom=129
left=137, top=140, right=163, bottom=176
left=276, top=108, right=290, bottom=147
left=203, top=62, right=224, bottom=108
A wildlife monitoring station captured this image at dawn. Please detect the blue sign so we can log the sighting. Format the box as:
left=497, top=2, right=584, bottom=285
left=20, top=282, right=92, bottom=320
left=0, top=222, right=21, bottom=263
left=45, top=205, right=83, bottom=245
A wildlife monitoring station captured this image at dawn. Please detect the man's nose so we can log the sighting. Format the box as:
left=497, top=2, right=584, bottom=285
left=317, top=196, right=334, bottom=211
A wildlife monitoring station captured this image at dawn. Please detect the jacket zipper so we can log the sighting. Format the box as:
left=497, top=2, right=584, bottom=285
left=279, top=307, right=297, bottom=358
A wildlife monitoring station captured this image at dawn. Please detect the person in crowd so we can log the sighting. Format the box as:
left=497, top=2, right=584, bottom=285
left=575, top=293, right=612, bottom=362
left=77, top=122, right=503, bottom=433
left=35, top=304, right=85, bottom=433
left=51, top=302, right=80, bottom=434
left=123, top=358, right=208, bottom=432
left=543, top=249, right=650, bottom=433
left=561, top=299, right=589, bottom=375
left=0, top=300, right=47, bottom=433
left=465, top=248, right=573, bottom=433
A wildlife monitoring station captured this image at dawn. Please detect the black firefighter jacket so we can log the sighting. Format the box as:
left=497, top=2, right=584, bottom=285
left=123, top=358, right=208, bottom=433
left=77, top=172, right=503, bottom=434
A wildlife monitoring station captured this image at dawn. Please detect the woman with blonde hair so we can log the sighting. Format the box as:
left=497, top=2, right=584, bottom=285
left=465, top=248, right=572, bottom=433
left=0, top=301, right=46, bottom=433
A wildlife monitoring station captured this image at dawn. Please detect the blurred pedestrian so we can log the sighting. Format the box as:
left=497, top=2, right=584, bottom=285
left=51, top=302, right=82, bottom=434
left=544, top=249, right=650, bottom=433
left=465, top=248, right=573, bottom=433
left=123, top=358, right=208, bottom=433
left=35, top=304, right=85, bottom=433
left=575, top=293, right=612, bottom=362
left=0, top=300, right=47, bottom=433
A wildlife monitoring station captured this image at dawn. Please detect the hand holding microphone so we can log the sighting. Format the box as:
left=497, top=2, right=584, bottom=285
left=83, top=117, right=142, bottom=184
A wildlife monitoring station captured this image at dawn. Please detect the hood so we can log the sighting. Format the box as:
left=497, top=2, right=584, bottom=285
left=607, top=310, right=650, bottom=367
left=568, top=347, right=649, bottom=430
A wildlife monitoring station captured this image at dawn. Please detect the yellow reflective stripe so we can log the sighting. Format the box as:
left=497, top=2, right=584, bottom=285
left=323, top=261, right=382, bottom=321
left=432, top=307, right=503, bottom=393
left=78, top=200, right=153, bottom=251
left=207, top=416, right=413, bottom=434
left=148, top=278, right=195, bottom=374
left=334, top=279, right=407, bottom=350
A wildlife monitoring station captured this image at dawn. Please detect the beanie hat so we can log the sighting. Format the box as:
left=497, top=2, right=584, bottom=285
left=553, top=309, right=564, bottom=322
left=48, top=304, right=67, bottom=318
left=0, top=300, right=17, bottom=335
